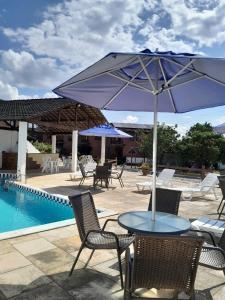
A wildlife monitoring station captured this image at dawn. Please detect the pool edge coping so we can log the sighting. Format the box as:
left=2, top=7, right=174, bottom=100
left=0, top=181, right=117, bottom=241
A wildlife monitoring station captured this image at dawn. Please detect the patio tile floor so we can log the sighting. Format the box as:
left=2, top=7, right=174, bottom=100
left=0, top=169, right=224, bottom=299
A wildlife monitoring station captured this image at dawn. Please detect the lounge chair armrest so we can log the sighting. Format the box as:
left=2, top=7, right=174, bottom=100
left=190, top=229, right=216, bottom=246
left=102, top=218, right=118, bottom=230
left=202, top=245, right=225, bottom=257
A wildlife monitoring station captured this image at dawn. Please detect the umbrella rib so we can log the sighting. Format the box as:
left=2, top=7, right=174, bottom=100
left=54, top=56, right=139, bottom=90
left=138, top=56, right=159, bottom=94
left=138, top=56, right=156, bottom=91
left=103, top=57, right=154, bottom=109
left=163, top=75, right=205, bottom=91
left=107, top=72, right=153, bottom=94
left=163, top=57, right=225, bottom=88
left=164, top=59, right=196, bottom=88
left=159, top=59, right=176, bottom=112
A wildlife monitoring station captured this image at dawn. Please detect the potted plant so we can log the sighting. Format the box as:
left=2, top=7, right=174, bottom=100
left=140, top=162, right=151, bottom=176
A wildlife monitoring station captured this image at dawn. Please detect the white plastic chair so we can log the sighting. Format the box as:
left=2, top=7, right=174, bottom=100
left=42, top=156, right=51, bottom=173
left=181, top=173, right=219, bottom=200
left=136, top=168, right=175, bottom=191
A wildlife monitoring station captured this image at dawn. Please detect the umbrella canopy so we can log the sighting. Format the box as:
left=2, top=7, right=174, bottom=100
left=53, top=49, right=225, bottom=221
left=79, top=124, right=132, bottom=164
left=214, top=123, right=225, bottom=134
left=53, top=49, right=225, bottom=113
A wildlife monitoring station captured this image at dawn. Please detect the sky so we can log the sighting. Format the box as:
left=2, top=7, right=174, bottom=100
left=1, top=0, right=225, bottom=135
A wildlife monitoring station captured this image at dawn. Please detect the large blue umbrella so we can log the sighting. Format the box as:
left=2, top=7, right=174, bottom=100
left=79, top=124, right=132, bottom=164
left=54, top=49, right=225, bottom=221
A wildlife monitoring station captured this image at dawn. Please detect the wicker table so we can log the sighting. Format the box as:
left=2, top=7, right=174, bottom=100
left=118, top=211, right=190, bottom=235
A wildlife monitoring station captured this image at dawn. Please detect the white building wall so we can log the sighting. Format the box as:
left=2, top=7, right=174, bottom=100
left=0, top=129, right=18, bottom=168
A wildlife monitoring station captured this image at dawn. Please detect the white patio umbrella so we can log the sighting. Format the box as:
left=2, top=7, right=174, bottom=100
left=79, top=124, right=132, bottom=165
left=54, top=49, right=225, bottom=221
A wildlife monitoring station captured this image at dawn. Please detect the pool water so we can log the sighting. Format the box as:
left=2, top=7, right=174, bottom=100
left=0, top=184, right=74, bottom=234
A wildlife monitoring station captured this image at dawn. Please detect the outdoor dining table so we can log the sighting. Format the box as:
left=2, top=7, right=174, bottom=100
left=118, top=211, right=191, bottom=235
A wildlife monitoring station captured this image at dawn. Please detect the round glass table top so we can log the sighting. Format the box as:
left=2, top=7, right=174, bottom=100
left=118, top=211, right=191, bottom=235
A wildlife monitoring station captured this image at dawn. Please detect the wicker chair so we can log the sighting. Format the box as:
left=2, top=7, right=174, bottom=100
left=124, top=235, right=203, bottom=299
left=218, top=177, right=225, bottom=219
left=110, top=164, right=125, bottom=188
left=78, top=162, right=94, bottom=186
left=193, top=228, right=225, bottom=274
left=104, top=162, right=113, bottom=170
left=148, top=188, right=181, bottom=215
left=68, top=191, right=134, bottom=288
left=93, top=165, right=110, bottom=189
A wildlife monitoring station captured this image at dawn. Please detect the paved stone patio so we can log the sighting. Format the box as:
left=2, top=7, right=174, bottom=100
left=0, top=168, right=224, bottom=299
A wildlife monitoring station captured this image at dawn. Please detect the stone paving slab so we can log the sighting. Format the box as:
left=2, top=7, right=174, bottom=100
left=13, top=238, right=56, bottom=257
left=0, top=265, right=51, bottom=298
left=0, top=252, right=31, bottom=274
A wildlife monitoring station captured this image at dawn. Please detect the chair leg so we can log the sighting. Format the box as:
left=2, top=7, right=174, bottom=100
left=84, top=249, right=95, bottom=268
left=218, top=202, right=225, bottom=219
left=119, top=178, right=124, bottom=188
left=79, top=177, right=84, bottom=186
left=217, top=198, right=224, bottom=212
left=117, top=250, right=124, bottom=289
left=69, top=244, right=84, bottom=276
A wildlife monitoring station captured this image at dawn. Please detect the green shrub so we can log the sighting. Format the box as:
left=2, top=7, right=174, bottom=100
left=32, top=141, right=52, bottom=153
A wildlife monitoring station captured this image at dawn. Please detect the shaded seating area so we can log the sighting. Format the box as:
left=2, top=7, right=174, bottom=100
left=124, top=235, right=203, bottom=299
left=68, top=191, right=134, bottom=288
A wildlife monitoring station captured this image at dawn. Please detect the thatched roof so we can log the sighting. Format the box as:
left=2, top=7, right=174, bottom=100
left=0, top=98, right=107, bottom=133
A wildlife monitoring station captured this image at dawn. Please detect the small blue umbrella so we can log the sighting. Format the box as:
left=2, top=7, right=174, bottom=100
left=54, top=49, right=225, bottom=221
left=79, top=124, right=132, bottom=164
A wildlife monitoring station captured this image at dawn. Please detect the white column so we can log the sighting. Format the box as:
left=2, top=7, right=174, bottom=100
left=17, top=121, right=27, bottom=183
left=101, top=136, right=106, bottom=165
left=71, top=130, right=78, bottom=172
left=51, top=135, right=56, bottom=154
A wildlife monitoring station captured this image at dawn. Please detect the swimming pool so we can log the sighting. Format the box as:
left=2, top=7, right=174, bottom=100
left=0, top=176, right=112, bottom=240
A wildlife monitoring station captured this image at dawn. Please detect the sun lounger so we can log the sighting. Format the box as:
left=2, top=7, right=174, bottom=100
left=136, top=168, right=175, bottom=191
left=181, top=173, right=218, bottom=200
left=191, top=216, right=225, bottom=237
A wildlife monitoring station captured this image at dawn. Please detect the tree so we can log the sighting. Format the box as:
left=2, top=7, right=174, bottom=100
left=138, top=123, right=180, bottom=164
left=178, top=122, right=225, bottom=168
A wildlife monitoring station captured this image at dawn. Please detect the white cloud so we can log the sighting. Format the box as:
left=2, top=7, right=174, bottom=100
left=122, top=115, right=139, bottom=123
left=215, top=115, right=225, bottom=125
left=176, top=125, right=189, bottom=136
left=0, top=80, right=38, bottom=100
left=161, top=0, right=225, bottom=47
left=0, top=50, right=72, bottom=89
left=1, top=0, right=196, bottom=73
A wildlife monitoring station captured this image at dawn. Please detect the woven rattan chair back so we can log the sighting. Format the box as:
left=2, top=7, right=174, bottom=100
left=79, top=162, right=86, bottom=178
left=95, top=166, right=110, bottom=179
left=148, top=188, right=181, bottom=215
left=130, top=235, right=203, bottom=295
left=104, top=162, right=112, bottom=170
left=69, top=191, right=101, bottom=242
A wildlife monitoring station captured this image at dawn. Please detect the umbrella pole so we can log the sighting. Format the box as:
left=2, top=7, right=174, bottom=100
left=101, top=136, right=106, bottom=165
left=151, top=94, right=158, bottom=221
